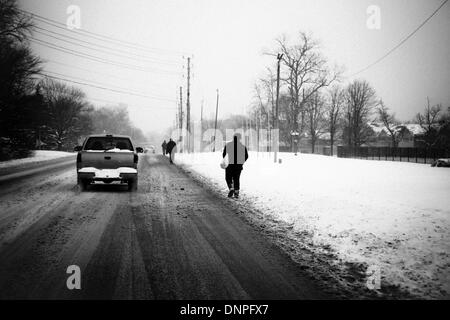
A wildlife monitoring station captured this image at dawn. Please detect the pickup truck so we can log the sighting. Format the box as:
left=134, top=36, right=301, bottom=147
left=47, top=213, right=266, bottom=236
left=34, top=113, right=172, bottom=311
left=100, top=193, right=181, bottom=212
left=74, top=134, right=143, bottom=191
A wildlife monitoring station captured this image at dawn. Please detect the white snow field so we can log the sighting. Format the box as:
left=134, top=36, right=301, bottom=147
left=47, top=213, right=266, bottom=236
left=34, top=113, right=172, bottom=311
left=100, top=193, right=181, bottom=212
left=176, top=151, right=450, bottom=298
left=0, top=150, right=75, bottom=169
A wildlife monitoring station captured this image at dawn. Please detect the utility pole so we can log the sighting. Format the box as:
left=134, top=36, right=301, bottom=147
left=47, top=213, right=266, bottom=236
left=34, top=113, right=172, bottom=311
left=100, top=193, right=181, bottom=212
left=248, top=115, right=252, bottom=150
left=213, top=89, right=219, bottom=152
left=200, top=99, right=204, bottom=152
left=186, top=57, right=191, bottom=153
left=274, top=53, right=283, bottom=163
left=175, top=89, right=179, bottom=130
left=256, top=109, right=260, bottom=154
left=179, top=86, right=183, bottom=152
left=200, top=99, right=204, bottom=126
left=175, top=110, right=178, bottom=130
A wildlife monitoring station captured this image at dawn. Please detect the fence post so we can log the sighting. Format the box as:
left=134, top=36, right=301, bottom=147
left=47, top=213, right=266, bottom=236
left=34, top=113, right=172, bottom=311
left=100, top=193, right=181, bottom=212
left=415, top=148, right=418, bottom=163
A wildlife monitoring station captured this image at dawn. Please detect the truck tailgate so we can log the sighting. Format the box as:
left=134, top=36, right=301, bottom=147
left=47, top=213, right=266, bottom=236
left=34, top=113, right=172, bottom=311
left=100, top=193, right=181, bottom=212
left=80, top=151, right=135, bottom=169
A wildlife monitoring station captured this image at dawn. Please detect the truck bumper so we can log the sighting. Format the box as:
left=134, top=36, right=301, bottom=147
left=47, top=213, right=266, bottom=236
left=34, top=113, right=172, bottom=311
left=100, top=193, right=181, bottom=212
left=77, top=167, right=137, bottom=183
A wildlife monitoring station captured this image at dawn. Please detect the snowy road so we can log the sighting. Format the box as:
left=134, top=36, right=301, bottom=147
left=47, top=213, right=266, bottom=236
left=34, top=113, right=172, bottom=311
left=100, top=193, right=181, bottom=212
left=0, top=154, right=331, bottom=299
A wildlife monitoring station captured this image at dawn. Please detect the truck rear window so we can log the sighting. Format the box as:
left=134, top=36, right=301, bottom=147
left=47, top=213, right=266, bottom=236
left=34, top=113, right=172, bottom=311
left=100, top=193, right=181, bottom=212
left=84, top=137, right=133, bottom=151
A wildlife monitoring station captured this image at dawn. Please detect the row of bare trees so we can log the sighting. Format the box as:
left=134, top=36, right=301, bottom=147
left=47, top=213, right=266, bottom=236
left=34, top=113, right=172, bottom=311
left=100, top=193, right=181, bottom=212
left=0, top=0, right=91, bottom=155
left=375, top=96, right=449, bottom=149
left=275, top=33, right=340, bottom=143
left=300, top=79, right=377, bottom=154
left=0, top=0, right=146, bottom=159
left=0, top=0, right=41, bottom=158
left=34, top=78, right=146, bottom=151
left=251, top=32, right=377, bottom=154
left=250, top=32, right=450, bottom=154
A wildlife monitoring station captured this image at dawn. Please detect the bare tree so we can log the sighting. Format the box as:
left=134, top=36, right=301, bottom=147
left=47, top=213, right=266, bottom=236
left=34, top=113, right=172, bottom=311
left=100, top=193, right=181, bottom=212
left=252, top=67, right=277, bottom=130
left=344, top=80, right=377, bottom=147
left=259, top=67, right=277, bottom=129
left=90, top=104, right=146, bottom=141
left=305, top=91, right=326, bottom=153
left=325, top=85, right=344, bottom=155
left=416, top=97, right=442, bottom=147
left=40, top=78, right=89, bottom=150
left=0, top=0, right=33, bottom=42
left=252, top=83, right=270, bottom=129
left=0, top=0, right=41, bottom=158
left=274, top=32, right=340, bottom=149
left=252, top=69, right=280, bottom=151
left=377, top=100, right=400, bottom=148
left=0, top=0, right=40, bottom=97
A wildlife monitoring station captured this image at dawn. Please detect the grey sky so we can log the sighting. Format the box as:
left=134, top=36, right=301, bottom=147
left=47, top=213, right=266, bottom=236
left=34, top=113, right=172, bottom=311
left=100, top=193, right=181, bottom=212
left=21, top=0, right=450, bottom=132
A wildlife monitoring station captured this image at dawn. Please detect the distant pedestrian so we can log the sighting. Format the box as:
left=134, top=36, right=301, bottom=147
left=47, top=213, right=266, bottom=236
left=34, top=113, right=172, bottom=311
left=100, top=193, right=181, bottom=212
left=166, top=138, right=176, bottom=164
left=161, top=140, right=167, bottom=155
left=222, top=133, right=248, bottom=198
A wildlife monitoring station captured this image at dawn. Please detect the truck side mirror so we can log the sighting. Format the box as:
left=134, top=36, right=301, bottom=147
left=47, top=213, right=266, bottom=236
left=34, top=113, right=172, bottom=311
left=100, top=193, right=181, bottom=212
left=74, top=146, right=82, bottom=152
left=136, top=147, right=144, bottom=153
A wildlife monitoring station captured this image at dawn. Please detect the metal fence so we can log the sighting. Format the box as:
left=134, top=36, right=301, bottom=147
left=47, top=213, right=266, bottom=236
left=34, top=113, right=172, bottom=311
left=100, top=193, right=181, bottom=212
left=337, top=146, right=450, bottom=164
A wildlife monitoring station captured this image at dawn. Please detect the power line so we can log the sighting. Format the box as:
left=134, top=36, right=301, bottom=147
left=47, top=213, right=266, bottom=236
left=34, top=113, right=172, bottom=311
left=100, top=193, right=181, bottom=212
left=43, top=70, right=173, bottom=100
left=350, top=0, right=449, bottom=77
left=30, top=37, right=182, bottom=75
left=32, top=29, right=180, bottom=70
left=32, top=25, right=180, bottom=66
left=87, top=96, right=176, bottom=110
left=39, top=72, right=177, bottom=103
left=21, top=9, right=191, bottom=56
left=30, top=37, right=180, bottom=75
left=44, top=59, right=172, bottom=90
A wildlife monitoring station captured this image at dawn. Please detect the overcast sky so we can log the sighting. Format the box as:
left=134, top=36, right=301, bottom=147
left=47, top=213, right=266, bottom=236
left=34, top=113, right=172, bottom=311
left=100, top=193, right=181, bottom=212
left=21, top=0, right=450, bottom=133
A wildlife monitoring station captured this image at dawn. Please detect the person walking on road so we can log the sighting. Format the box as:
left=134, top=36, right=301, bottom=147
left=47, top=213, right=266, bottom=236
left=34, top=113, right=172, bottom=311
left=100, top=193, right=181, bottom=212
left=222, top=133, right=248, bottom=198
left=161, top=140, right=167, bottom=155
left=166, top=138, right=176, bottom=164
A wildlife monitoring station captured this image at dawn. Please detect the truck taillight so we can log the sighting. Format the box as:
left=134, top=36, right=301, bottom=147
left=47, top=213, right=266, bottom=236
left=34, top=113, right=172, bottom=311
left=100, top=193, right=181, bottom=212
left=134, top=154, right=138, bottom=163
left=77, top=153, right=81, bottom=163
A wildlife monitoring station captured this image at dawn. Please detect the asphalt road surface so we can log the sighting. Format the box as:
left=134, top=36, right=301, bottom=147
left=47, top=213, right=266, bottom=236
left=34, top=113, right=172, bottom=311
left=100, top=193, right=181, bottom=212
left=0, top=154, right=329, bottom=299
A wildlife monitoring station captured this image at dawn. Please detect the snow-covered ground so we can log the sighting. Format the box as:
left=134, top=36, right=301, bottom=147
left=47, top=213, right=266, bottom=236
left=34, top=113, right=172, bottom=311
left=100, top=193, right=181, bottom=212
left=0, top=150, right=75, bottom=169
left=175, top=151, right=450, bottom=299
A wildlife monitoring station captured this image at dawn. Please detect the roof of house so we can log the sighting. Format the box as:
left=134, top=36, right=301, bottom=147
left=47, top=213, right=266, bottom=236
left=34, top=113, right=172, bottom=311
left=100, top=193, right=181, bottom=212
left=403, top=124, right=426, bottom=135
left=368, top=122, right=426, bottom=136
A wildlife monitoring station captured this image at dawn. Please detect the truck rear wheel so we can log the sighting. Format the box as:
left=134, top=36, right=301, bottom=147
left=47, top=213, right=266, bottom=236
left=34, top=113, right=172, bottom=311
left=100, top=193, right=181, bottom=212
left=77, top=177, right=89, bottom=191
left=128, top=177, right=138, bottom=192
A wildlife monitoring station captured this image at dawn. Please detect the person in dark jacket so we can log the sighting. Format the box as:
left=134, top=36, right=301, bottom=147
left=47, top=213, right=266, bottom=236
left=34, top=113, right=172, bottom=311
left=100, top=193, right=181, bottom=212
left=166, top=138, right=176, bottom=164
left=161, top=140, right=167, bottom=155
left=222, top=133, right=248, bottom=198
